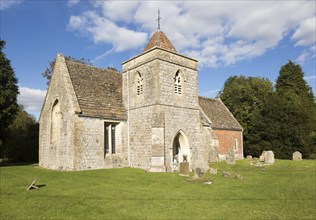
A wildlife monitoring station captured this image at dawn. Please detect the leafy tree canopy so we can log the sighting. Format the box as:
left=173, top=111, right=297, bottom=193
left=0, top=40, right=19, bottom=143
left=219, top=61, right=315, bottom=159
left=276, top=60, right=315, bottom=102
left=0, top=105, right=39, bottom=162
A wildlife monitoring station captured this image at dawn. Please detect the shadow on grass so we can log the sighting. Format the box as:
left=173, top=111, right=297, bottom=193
left=0, top=162, right=38, bottom=167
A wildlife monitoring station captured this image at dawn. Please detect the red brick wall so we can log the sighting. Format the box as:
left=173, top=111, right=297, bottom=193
left=213, top=129, right=243, bottom=157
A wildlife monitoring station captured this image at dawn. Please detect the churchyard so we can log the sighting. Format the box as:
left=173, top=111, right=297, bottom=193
left=1, top=159, right=315, bottom=219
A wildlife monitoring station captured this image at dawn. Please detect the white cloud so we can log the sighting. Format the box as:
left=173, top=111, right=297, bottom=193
left=68, top=1, right=316, bottom=67
left=304, top=75, right=316, bottom=81
left=91, top=47, right=115, bottom=63
left=17, top=87, right=46, bottom=112
left=68, top=0, right=80, bottom=7
left=292, top=16, right=316, bottom=46
left=0, top=0, right=22, bottom=10
left=68, top=10, right=148, bottom=52
left=296, top=45, right=316, bottom=64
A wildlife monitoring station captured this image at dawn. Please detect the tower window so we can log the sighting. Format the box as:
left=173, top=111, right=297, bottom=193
left=174, top=70, right=182, bottom=94
left=136, top=71, right=143, bottom=95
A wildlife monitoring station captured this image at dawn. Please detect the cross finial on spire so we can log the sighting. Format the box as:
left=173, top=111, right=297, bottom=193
left=157, top=9, right=161, bottom=30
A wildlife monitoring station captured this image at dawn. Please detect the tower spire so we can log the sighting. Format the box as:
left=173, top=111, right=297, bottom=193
left=157, top=9, right=161, bottom=30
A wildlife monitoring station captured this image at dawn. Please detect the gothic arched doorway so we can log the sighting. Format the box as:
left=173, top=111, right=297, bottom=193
left=172, top=130, right=190, bottom=171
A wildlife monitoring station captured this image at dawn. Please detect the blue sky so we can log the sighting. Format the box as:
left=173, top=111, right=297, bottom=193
left=1, top=0, right=315, bottom=120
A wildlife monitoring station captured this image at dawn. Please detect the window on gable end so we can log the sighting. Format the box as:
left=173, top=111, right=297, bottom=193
left=234, top=139, right=238, bottom=151
left=51, top=99, right=60, bottom=146
left=174, top=70, right=182, bottom=95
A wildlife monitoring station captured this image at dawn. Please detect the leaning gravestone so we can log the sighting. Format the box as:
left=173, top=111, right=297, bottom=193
left=293, top=151, right=302, bottom=161
left=226, top=149, right=235, bottom=165
left=264, top=151, right=275, bottom=164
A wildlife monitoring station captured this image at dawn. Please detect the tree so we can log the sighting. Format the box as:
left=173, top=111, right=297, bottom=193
left=251, top=92, right=314, bottom=158
left=274, top=61, right=316, bottom=158
left=0, top=40, right=19, bottom=145
left=218, top=76, right=274, bottom=156
left=276, top=61, right=315, bottom=102
left=42, top=56, right=91, bottom=86
left=0, top=105, right=39, bottom=162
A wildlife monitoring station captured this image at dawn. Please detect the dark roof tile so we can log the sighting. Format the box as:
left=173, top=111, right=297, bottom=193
left=144, top=31, right=177, bottom=52
left=199, top=96, right=242, bottom=131
left=65, top=60, right=126, bottom=120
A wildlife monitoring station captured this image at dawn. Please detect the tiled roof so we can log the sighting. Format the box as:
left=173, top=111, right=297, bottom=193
left=199, top=96, right=243, bottom=131
left=65, top=60, right=127, bottom=120
left=144, top=30, right=177, bottom=52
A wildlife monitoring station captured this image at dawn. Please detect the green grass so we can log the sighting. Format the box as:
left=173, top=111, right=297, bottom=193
left=1, top=160, right=315, bottom=220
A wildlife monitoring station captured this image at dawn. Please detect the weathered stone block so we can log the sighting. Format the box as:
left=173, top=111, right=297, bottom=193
left=179, top=162, right=190, bottom=176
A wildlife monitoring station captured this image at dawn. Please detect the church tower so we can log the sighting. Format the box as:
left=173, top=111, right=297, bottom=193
left=122, top=28, right=210, bottom=172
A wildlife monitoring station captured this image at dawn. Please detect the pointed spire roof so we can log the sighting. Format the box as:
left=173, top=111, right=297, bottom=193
left=143, top=30, right=177, bottom=53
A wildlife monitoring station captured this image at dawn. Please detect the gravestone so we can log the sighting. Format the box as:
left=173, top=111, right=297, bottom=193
left=209, top=150, right=219, bottom=162
left=293, top=151, right=302, bottom=161
left=264, top=151, right=275, bottom=164
left=259, top=151, right=266, bottom=162
left=235, top=174, right=243, bottom=180
left=222, top=171, right=232, bottom=177
left=246, top=155, right=252, bottom=160
left=209, top=168, right=217, bottom=174
left=195, top=167, right=204, bottom=177
left=226, top=149, right=235, bottom=165
left=179, top=162, right=189, bottom=176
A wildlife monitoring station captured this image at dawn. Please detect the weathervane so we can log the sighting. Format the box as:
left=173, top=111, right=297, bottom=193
left=157, top=9, right=161, bottom=30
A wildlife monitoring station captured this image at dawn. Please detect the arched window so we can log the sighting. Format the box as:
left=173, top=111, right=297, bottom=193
left=174, top=70, right=182, bottom=94
left=234, top=139, right=238, bottom=151
left=136, top=71, right=143, bottom=95
left=51, top=99, right=60, bottom=146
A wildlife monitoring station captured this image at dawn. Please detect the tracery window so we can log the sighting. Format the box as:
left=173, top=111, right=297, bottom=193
left=174, top=70, right=182, bottom=94
left=136, top=71, right=143, bottom=95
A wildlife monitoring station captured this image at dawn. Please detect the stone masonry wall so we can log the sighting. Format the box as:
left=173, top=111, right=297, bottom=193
left=73, top=117, right=128, bottom=170
left=39, top=54, right=79, bottom=170
left=122, top=48, right=198, bottom=110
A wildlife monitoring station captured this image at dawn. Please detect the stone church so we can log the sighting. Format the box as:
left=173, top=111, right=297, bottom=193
left=39, top=30, right=243, bottom=171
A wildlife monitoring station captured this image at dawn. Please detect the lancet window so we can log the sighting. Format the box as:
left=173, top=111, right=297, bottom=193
left=136, top=71, right=143, bottom=95
left=51, top=99, right=60, bottom=146
left=174, top=70, right=182, bottom=95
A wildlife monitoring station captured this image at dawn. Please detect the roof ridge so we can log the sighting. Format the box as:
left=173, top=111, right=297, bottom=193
left=198, top=96, right=217, bottom=101
left=65, top=59, right=122, bottom=75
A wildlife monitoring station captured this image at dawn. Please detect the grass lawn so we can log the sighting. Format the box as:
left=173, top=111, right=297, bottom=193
left=0, top=159, right=315, bottom=219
